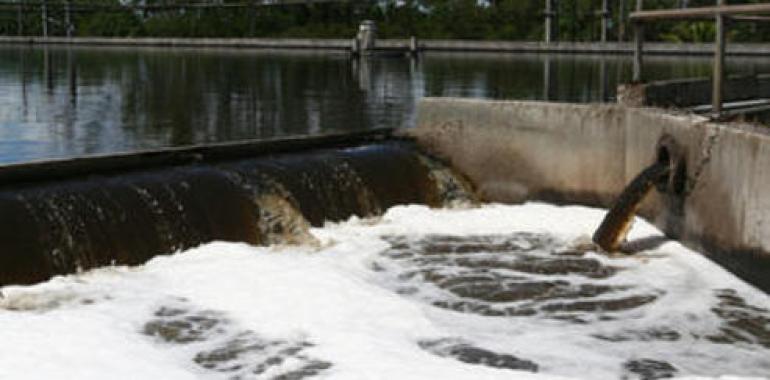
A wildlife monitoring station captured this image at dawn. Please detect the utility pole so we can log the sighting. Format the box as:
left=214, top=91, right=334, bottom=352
left=632, top=0, right=643, bottom=82
left=618, top=0, right=626, bottom=41
left=545, top=0, right=556, bottom=42
left=41, top=0, right=48, bottom=37
left=571, top=0, right=577, bottom=41
left=600, top=0, right=609, bottom=42
left=712, top=0, right=726, bottom=117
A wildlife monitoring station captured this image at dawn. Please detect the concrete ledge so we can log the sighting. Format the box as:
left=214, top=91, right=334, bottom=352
left=0, top=128, right=394, bottom=185
left=419, top=40, right=770, bottom=56
left=410, top=97, right=770, bottom=291
left=0, top=36, right=353, bottom=49
left=1, top=36, right=770, bottom=56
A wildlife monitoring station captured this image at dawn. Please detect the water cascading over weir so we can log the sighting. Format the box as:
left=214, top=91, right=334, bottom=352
left=0, top=129, right=474, bottom=286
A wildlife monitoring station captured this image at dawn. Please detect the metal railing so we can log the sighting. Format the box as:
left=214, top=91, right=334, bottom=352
left=630, top=1, right=770, bottom=118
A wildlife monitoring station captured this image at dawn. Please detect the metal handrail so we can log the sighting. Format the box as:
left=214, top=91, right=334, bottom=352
left=629, top=1, right=770, bottom=118
left=631, top=3, right=770, bottom=21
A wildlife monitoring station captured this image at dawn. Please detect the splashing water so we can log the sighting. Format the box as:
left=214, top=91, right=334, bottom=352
left=0, top=203, right=768, bottom=380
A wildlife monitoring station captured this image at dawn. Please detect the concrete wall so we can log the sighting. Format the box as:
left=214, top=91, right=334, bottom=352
left=410, top=98, right=770, bottom=292
left=2, top=36, right=770, bottom=56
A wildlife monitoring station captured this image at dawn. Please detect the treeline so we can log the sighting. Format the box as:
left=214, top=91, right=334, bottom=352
left=1, top=0, right=770, bottom=42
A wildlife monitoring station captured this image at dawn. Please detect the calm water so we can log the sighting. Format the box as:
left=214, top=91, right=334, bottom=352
left=1, top=45, right=769, bottom=164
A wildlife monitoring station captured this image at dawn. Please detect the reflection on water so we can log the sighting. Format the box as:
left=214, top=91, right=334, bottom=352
left=1, top=45, right=769, bottom=164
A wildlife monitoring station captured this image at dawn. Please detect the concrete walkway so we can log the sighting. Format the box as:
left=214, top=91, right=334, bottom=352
left=1, top=36, right=770, bottom=56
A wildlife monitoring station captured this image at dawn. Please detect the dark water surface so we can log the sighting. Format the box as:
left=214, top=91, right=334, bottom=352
left=1, top=45, right=769, bottom=164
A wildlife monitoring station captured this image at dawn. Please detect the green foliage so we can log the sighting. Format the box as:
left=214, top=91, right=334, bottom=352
left=660, top=22, right=715, bottom=43
left=1, top=0, right=769, bottom=42
left=78, top=12, right=143, bottom=37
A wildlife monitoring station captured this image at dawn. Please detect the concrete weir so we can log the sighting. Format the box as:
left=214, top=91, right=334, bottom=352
left=4, top=99, right=770, bottom=295
left=0, top=129, right=472, bottom=286
left=409, top=98, right=770, bottom=292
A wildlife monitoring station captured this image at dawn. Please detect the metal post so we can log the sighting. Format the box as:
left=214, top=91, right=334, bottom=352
left=351, top=37, right=359, bottom=58
left=599, top=56, right=608, bottom=101
left=632, top=0, right=643, bottom=82
left=41, top=0, right=47, bottom=37
left=357, top=54, right=371, bottom=91
left=358, top=20, right=376, bottom=54
left=409, top=36, right=418, bottom=56
left=20, top=48, right=28, bottom=116
left=633, top=24, right=643, bottom=81
left=543, top=55, right=553, bottom=100
left=712, top=0, right=726, bottom=118
left=601, top=0, right=609, bottom=42
left=44, top=47, right=52, bottom=94
left=67, top=48, right=77, bottom=107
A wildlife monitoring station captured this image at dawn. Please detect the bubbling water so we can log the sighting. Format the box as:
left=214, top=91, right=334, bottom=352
left=1, top=203, right=767, bottom=380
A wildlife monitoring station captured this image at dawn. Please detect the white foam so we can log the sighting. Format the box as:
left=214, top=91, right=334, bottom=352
left=1, top=203, right=768, bottom=380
